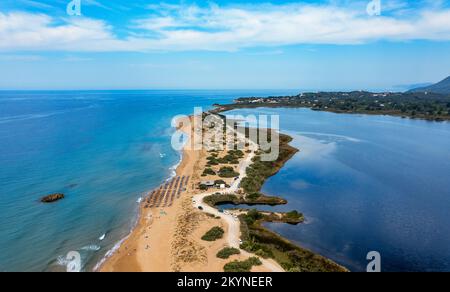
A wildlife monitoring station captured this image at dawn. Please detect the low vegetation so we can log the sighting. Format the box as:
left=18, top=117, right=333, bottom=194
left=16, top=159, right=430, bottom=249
left=223, top=257, right=262, bottom=272
left=204, top=194, right=239, bottom=206
left=217, top=91, right=450, bottom=121
left=204, top=194, right=286, bottom=207
left=199, top=114, right=346, bottom=272
left=206, top=150, right=245, bottom=166
left=218, top=166, right=240, bottom=178
left=199, top=184, right=209, bottom=191
left=206, top=155, right=220, bottom=166
left=216, top=247, right=241, bottom=259
left=238, top=211, right=347, bottom=272
left=201, top=226, right=225, bottom=241
left=202, top=168, right=216, bottom=176
left=214, top=179, right=226, bottom=186
left=284, top=210, right=302, bottom=220
left=240, top=134, right=298, bottom=194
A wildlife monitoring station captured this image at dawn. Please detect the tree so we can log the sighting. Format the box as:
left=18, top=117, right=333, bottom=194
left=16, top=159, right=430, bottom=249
left=218, top=167, right=239, bottom=178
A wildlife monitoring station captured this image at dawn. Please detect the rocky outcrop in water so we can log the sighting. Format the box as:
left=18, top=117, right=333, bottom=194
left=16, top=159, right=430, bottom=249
left=41, top=193, right=65, bottom=203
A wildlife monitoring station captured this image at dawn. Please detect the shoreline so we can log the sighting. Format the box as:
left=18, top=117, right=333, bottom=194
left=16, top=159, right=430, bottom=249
left=97, top=119, right=191, bottom=272
left=93, top=143, right=186, bottom=271
left=213, top=90, right=450, bottom=122
left=99, top=111, right=346, bottom=272
left=214, top=103, right=450, bottom=122
left=99, top=116, right=274, bottom=272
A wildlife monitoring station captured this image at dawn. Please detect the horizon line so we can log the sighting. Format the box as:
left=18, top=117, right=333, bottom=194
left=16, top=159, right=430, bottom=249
left=0, top=87, right=409, bottom=93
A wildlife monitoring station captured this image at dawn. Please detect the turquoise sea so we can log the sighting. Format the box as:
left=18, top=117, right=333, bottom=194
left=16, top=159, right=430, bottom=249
left=1, top=91, right=450, bottom=272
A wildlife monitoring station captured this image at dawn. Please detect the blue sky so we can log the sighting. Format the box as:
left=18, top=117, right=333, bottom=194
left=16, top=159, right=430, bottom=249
left=1, top=0, right=450, bottom=90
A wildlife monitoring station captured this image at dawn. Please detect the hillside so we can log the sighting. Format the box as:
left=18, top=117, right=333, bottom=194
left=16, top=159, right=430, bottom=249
left=409, top=76, right=450, bottom=94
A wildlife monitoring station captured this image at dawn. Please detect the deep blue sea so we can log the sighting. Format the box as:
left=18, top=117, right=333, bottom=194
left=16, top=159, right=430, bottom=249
left=224, top=107, right=450, bottom=272
left=1, top=91, right=449, bottom=272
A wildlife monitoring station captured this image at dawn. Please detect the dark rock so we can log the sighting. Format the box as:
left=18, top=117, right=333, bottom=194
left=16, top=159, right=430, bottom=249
left=41, top=193, right=65, bottom=203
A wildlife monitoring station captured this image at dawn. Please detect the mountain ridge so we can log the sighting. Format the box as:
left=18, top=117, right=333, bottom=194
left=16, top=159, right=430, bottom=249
left=409, top=76, right=450, bottom=94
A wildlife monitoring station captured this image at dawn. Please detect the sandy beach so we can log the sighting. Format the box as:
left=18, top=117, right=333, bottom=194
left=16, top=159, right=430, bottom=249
left=100, top=116, right=275, bottom=272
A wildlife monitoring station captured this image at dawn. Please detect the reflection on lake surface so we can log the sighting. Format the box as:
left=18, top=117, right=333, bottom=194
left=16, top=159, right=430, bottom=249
left=225, top=108, right=450, bottom=272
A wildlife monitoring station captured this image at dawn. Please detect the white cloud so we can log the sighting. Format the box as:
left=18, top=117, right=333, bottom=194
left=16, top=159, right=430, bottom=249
left=0, top=54, right=44, bottom=61
left=1, top=2, right=450, bottom=52
left=0, top=12, right=124, bottom=51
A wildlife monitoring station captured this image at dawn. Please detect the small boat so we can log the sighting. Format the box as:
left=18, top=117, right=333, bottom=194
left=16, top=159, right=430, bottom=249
left=99, top=234, right=106, bottom=241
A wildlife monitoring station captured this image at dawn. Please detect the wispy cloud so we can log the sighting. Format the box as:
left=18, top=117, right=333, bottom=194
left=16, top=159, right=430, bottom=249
left=17, top=0, right=54, bottom=10
left=83, top=0, right=114, bottom=11
left=0, top=54, right=44, bottom=61
left=1, top=2, right=450, bottom=52
left=246, top=50, right=285, bottom=56
left=61, top=55, right=93, bottom=62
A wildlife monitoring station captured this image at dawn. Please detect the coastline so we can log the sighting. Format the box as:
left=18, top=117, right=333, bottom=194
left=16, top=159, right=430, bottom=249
left=99, top=112, right=346, bottom=272
left=98, top=116, right=275, bottom=272
left=98, top=117, right=193, bottom=272
left=93, top=142, right=185, bottom=271
left=214, top=102, right=450, bottom=122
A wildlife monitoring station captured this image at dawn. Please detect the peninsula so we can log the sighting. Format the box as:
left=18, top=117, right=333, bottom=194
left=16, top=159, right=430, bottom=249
left=100, top=111, right=347, bottom=272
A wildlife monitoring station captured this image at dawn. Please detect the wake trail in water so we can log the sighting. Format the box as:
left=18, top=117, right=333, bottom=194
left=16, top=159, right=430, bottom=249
left=0, top=105, right=97, bottom=124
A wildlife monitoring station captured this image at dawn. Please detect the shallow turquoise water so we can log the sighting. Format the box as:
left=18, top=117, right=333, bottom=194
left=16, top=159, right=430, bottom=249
left=0, top=90, right=298, bottom=272
left=224, top=108, right=450, bottom=272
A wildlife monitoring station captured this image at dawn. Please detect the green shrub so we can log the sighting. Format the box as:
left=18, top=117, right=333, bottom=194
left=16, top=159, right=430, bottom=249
left=206, top=156, right=220, bottom=166
left=220, top=155, right=239, bottom=164
left=228, top=150, right=244, bottom=158
left=216, top=247, right=240, bottom=259
left=240, top=136, right=297, bottom=194
left=246, top=192, right=262, bottom=200
left=201, top=226, right=225, bottom=241
left=285, top=210, right=301, bottom=219
left=247, top=209, right=263, bottom=222
left=223, top=257, right=262, bottom=272
left=204, top=194, right=239, bottom=207
left=247, top=257, right=262, bottom=266
left=283, top=210, right=304, bottom=222
left=240, top=240, right=274, bottom=259
left=214, top=179, right=226, bottom=185
left=255, top=249, right=272, bottom=259
left=202, top=168, right=216, bottom=176
left=218, top=166, right=239, bottom=178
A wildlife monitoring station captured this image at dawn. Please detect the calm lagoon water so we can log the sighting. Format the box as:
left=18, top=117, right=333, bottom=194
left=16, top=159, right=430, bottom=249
left=1, top=91, right=449, bottom=272
left=225, top=108, right=450, bottom=272
left=0, top=90, right=297, bottom=272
